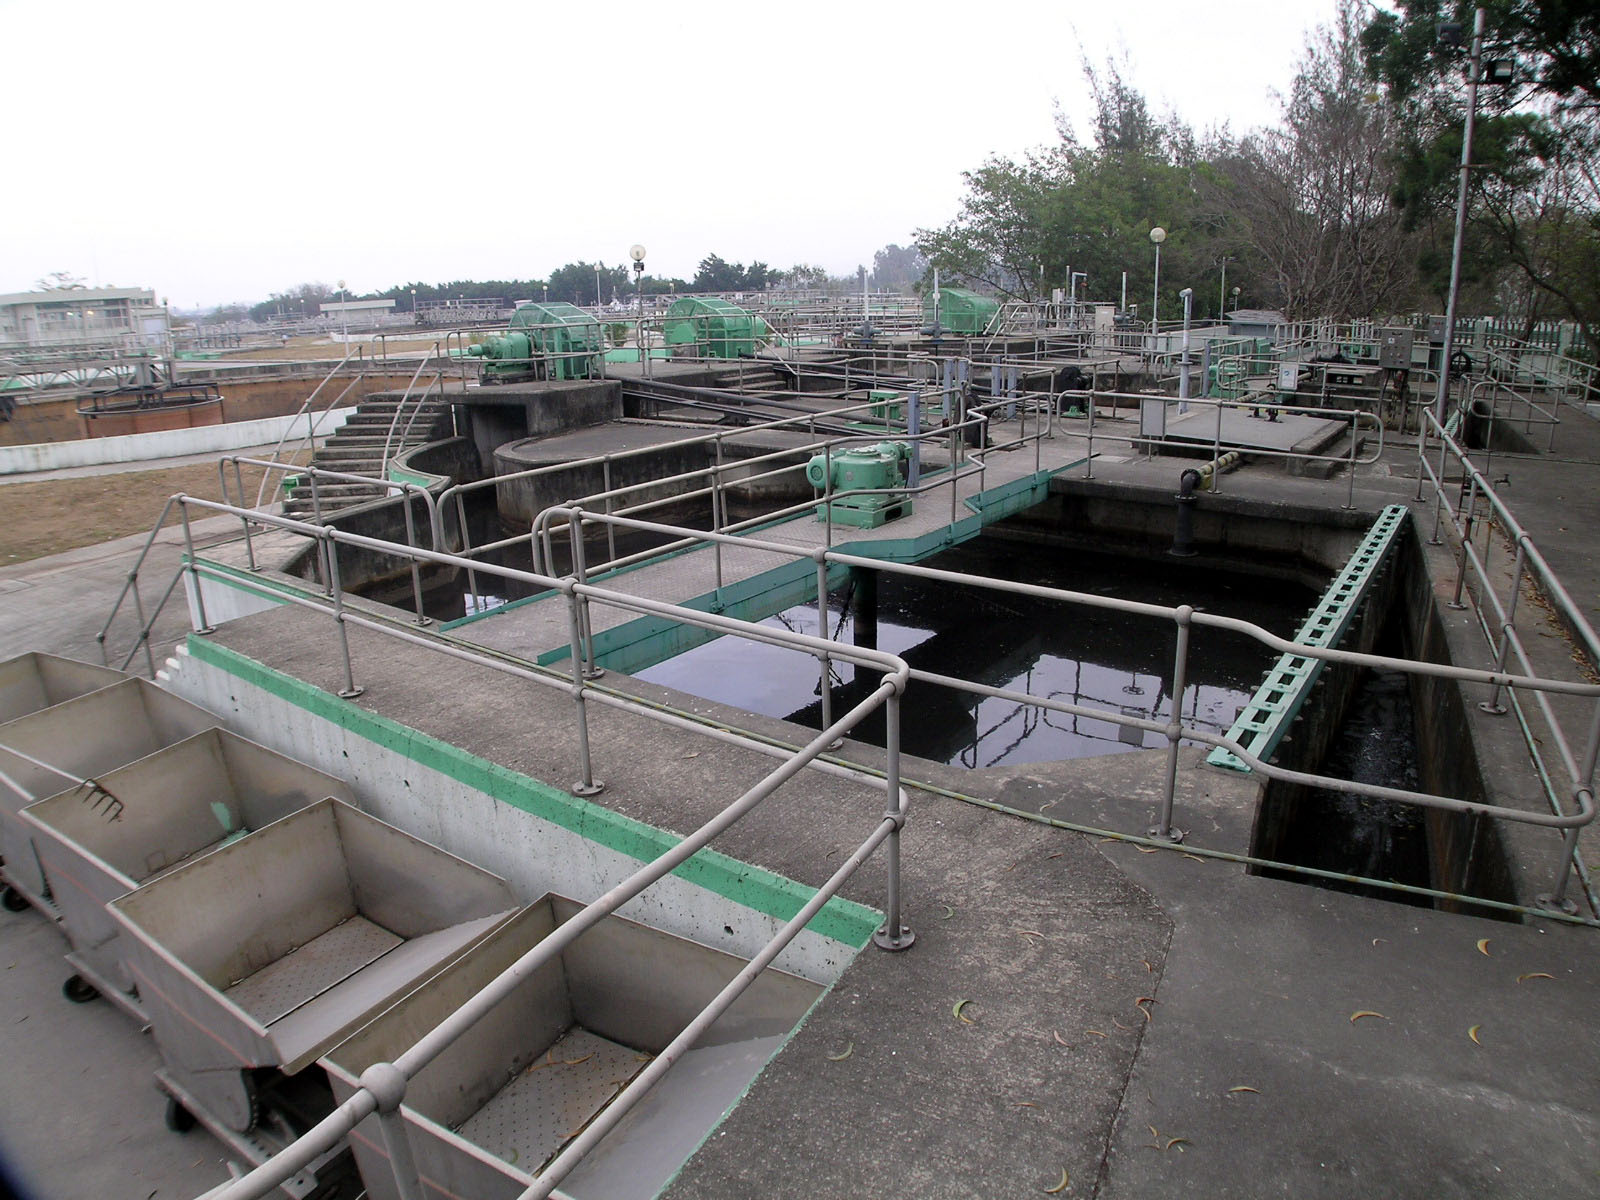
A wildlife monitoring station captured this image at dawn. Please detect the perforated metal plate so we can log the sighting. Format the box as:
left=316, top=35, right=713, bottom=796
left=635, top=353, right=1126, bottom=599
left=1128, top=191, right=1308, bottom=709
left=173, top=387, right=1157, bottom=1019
left=226, top=916, right=401, bottom=1025
left=457, top=1026, right=647, bottom=1174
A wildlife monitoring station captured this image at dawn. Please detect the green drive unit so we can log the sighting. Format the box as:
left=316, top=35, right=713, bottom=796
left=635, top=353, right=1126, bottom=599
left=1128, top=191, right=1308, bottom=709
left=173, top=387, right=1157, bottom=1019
left=662, top=297, right=768, bottom=359
left=923, top=287, right=1000, bottom=335
left=804, top=442, right=913, bottom=528
left=467, top=302, right=602, bottom=382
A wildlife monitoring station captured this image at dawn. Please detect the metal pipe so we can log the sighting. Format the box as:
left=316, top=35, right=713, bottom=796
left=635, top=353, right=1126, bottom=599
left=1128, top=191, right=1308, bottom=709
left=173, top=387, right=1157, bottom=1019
left=1152, top=606, right=1192, bottom=841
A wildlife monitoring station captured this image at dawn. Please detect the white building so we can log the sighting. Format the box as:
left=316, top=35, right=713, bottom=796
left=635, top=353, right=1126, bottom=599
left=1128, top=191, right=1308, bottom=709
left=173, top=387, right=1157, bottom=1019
left=0, top=287, right=169, bottom=350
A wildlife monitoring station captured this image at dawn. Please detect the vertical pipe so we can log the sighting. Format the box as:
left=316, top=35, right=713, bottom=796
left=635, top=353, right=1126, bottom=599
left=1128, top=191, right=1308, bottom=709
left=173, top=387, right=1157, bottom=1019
left=325, top=529, right=363, bottom=699
left=181, top=500, right=214, bottom=636
left=569, top=512, right=601, bottom=679
left=401, top=494, right=429, bottom=626
left=1151, top=606, right=1192, bottom=842
left=457, top=492, right=482, bottom=614
left=872, top=689, right=914, bottom=951
left=564, top=580, right=604, bottom=797
left=815, top=558, right=833, bottom=738
left=232, top=460, right=258, bottom=572
left=375, top=1109, right=425, bottom=1200
left=603, top=457, right=617, bottom=568
left=1449, top=475, right=1478, bottom=609
left=1085, top=375, right=1096, bottom=480
left=713, top=440, right=726, bottom=592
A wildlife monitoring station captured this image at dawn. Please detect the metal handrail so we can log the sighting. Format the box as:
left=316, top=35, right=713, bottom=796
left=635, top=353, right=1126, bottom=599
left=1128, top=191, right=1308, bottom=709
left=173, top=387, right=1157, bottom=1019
left=527, top=503, right=1599, bottom=907
left=378, top=344, right=446, bottom=472
left=250, top=349, right=367, bottom=509
left=90, top=495, right=915, bottom=1200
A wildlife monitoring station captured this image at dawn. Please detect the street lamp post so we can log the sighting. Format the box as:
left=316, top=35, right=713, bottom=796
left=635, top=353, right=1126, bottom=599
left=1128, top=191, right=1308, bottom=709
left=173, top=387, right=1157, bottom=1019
left=1435, top=6, right=1487, bottom=426
left=1149, top=227, right=1167, bottom=334
left=337, top=279, right=347, bottom=346
left=1218, top=256, right=1234, bottom=320
left=595, top=265, right=603, bottom=312
left=1178, top=288, right=1194, bottom=410
left=630, top=244, right=647, bottom=378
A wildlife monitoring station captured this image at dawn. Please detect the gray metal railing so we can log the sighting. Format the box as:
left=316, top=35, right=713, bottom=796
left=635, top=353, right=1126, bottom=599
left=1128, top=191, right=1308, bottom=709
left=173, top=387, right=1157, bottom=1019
left=533, top=502, right=1598, bottom=910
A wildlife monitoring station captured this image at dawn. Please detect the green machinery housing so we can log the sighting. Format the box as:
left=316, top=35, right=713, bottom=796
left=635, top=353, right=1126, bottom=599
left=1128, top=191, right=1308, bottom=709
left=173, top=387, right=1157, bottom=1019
left=924, top=287, right=1001, bottom=335
left=662, top=297, right=770, bottom=359
left=467, top=302, right=603, bottom=382
left=804, top=441, right=914, bottom=528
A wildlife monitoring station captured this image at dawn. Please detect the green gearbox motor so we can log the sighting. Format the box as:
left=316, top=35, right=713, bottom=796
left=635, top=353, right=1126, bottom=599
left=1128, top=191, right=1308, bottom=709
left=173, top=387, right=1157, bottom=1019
left=805, top=442, right=914, bottom=528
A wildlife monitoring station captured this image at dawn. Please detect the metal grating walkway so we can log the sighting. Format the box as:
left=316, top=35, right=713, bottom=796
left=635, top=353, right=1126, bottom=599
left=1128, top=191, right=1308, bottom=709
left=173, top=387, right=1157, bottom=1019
left=1206, top=503, right=1410, bottom=773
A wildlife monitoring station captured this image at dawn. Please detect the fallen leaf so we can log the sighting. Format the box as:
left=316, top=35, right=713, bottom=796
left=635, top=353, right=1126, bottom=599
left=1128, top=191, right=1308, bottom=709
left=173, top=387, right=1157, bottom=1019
left=1227, top=1086, right=1259, bottom=1094
left=1517, top=972, right=1553, bottom=983
left=941, top=905, right=956, bottom=920
left=1136, top=846, right=1159, bottom=854
left=954, top=999, right=975, bottom=1024
left=826, top=1041, right=854, bottom=1062
left=1086, top=1029, right=1108, bottom=1038
left=1053, top=1030, right=1071, bottom=1047
left=1044, top=1167, right=1070, bottom=1194
left=1181, top=853, right=1205, bottom=863
left=1468, top=1025, right=1482, bottom=1045
left=1166, top=1137, right=1189, bottom=1152
left=1135, top=997, right=1158, bottom=1022
left=1372, top=938, right=1387, bottom=947
left=564, top=1053, right=594, bottom=1066
left=1142, top=959, right=1155, bottom=973
left=1349, top=1010, right=1386, bottom=1023
left=1113, top=1017, right=1132, bottom=1030
left=682, top=750, right=700, bottom=758
left=1018, top=929, right=1046, bottom=941
left=1016, top=1101, right=1037, bottom=1109
left=1476, top=938, right=1492, bottom=956
left=1046, top=852, right=1063, bottom=859
left=1039, top=800, right=1058, bottom=813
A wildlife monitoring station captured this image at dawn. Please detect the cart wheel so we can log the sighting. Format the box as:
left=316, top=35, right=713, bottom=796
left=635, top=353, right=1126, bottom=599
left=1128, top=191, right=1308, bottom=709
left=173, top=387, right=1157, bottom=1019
left=164, top=1096, right=197, bottom=1134
left=61, top=974, right=99, bottom=1004
left=1, top=887, right=27, bottom=913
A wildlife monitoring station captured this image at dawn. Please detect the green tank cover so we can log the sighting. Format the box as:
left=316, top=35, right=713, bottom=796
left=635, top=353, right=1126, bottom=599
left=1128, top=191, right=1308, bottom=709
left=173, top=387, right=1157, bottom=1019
left=923, top=287, right=1000, bottom=335
left=662, top=297, right=766, bottom=359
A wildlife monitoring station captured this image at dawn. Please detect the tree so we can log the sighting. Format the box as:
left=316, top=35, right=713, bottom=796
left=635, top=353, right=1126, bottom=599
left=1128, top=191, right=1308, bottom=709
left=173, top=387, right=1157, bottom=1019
left=546, top=262, right=628, bottom=306
left=1211, top=2, right=1418, bottom=319
left=692, top=254, right=771, bottom=292
left=869, top=244, right=926, bottom=291
left=1361, top=1, right=1600, bottom=347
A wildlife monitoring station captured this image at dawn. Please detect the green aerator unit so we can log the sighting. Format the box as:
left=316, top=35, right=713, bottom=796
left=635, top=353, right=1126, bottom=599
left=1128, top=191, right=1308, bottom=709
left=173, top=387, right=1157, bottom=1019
left=467, top=302, right=602, bottom=382
left=661, top=297, right=769, bottom=358
left=805, top=442, right=914, bottom=528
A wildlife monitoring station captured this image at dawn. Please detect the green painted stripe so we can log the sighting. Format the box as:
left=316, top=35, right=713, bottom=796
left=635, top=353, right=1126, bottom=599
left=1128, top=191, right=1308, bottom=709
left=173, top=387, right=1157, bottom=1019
left=184, top=636, right=881, bottom=947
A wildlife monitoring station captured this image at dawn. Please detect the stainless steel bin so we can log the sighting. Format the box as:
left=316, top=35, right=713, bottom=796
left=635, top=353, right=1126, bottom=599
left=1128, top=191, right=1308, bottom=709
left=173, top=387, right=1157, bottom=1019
left=108, top=798, right=519, bottom=1142
left=0, top=677, right=218, bottom=911
left=0, top=652, right=126, bottom=725
left=323, top=896, right=822, bottom=1200
left=21, top=727, right=352, bottom=1016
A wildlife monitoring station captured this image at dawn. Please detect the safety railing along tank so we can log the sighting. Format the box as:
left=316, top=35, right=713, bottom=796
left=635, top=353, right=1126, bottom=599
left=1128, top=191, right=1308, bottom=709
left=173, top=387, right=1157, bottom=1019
left=537, top=502, right=1600, bottom=919
left=1414, top=407, right=1600, bottom=913
left=96, top=495, right=916, bottom=1200
left=436, top=386, right=957, bottom=615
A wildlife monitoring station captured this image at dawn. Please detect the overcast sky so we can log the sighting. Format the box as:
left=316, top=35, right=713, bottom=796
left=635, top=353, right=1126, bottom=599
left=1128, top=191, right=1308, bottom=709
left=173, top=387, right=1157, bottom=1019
left=3, top=0, right=1344, bottom=308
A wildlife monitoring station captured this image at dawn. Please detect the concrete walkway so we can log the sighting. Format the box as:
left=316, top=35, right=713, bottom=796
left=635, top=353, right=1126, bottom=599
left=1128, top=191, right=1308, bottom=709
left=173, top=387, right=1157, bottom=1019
left=1, top=407, right=1597, bottom=1199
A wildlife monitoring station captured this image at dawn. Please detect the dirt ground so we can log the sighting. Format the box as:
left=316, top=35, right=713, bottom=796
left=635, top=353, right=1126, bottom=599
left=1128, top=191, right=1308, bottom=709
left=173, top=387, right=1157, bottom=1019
left=214, top=334, right=447, bottom=362
left=0, top=454, right=306, bottom=565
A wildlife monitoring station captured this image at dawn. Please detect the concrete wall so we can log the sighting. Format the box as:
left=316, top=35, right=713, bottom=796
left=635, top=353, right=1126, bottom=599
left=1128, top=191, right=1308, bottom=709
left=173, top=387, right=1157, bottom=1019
left=0, top=407, right=357, bottom=474
left=159, top=639, right=876, bottom=985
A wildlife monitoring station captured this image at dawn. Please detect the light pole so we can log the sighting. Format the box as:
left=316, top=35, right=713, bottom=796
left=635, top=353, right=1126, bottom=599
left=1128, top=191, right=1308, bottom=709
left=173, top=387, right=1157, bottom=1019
left=1435, top=6, right=1486, bottom=426
left=595, top=265, right=603, bottom=312
left=1230, top=286, right=1240, bottom=320
left=1217, top=256, right=1234, bottom=320
left=1149, top=227, right=1166, bottom=333
left=337, top=279, right=347, bottom=345
left=630, top=244, right=647, bottom=376
left=1178, top=287, right=1194, bottom=410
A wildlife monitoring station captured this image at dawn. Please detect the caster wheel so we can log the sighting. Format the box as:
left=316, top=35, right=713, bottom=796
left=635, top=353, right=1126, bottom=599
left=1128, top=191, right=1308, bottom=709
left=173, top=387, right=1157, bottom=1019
left=165, top=1096, right=196, bottom=1133
left=62, top=974, right=100, bottom=1004
left=2, top=886, right=27, bottom=913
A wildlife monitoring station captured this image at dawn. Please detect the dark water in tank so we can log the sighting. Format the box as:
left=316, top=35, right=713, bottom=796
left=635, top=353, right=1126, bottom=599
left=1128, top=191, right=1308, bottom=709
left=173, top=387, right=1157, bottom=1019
left=636, top=538, right=1319, bottom=768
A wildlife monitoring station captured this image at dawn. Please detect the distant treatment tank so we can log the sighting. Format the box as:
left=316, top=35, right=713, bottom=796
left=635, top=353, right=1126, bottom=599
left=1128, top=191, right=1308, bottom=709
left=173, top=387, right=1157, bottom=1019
left=923, top=286, right=1000, bottom=335
left=467, top=301, right=603, bottom=383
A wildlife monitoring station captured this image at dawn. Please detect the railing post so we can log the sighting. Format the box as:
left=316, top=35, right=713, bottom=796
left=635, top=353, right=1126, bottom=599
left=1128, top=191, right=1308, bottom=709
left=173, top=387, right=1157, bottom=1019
left=456, top=491, right=483, bottom=614
left=569, top=508, right=603, bottom=680
left=1479, top=537, right=1528, bottom=714
left=180, top=499, right=215, bottom=637
left=401, top=491, right=431, bottom=627
left=1151, top=605, right=1192, bottom=843
left=324, top=527, right=364, bottom=699
left=873, top=687, right=914, bottom=951
left=1344, top=416, right=1359, bottom=510
left=602, top=455, right=617, bottom=568
left=814, top=554, right=836, bottom=745
left=1085, top=377, right=1096, bottom=480
left=564, top=579, right=604, bottom=797
left=360, top=1064, right=425, bottom=1200
left=1449, top=475, right=1478, bottom=610
left=712, top=441, right=726, bottom=592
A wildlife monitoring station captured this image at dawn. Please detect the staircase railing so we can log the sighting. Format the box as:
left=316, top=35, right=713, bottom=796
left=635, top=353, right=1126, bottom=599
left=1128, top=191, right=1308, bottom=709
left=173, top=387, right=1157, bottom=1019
left=378, top=343, right=447, bottom=476
left=251, top=349, right=369, bottom=508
